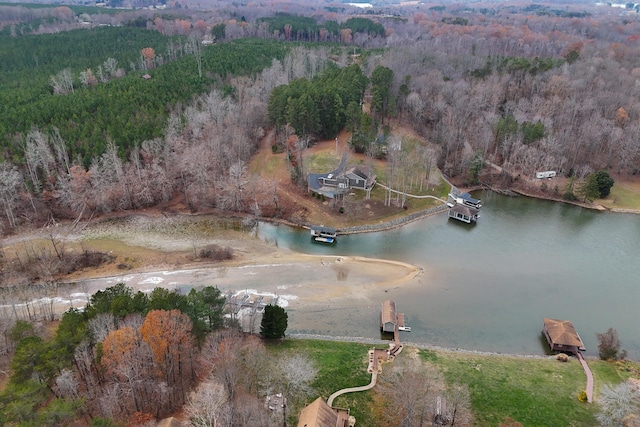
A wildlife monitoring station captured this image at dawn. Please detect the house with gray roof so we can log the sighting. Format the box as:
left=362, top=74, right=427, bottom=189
left=307, top=154, right=377, bottom=200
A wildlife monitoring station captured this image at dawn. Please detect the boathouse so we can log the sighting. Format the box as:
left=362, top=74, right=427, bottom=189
left=310, top=226, right=337, bottom=243
left=297, top=397, right=351, bottom=427
left=448, top=204, right=480, bottom=223
left=542, top=318, right=586, bottom=353
left=380, top=300, right=397, bottom=333
left=455, top=192, right=482, bottom=208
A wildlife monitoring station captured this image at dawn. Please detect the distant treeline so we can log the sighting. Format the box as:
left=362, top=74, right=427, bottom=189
left=258, top=13, right=385, bottom=41
left=0, top=28, right=288, bottom=163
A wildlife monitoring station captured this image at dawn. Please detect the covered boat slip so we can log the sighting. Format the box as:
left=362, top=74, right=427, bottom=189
left=542, top=318, right=586, bottom=353
left=310, top=225, right=338, bottom=244
left=447, top=204, right=480, bottom=223
left=542, top=318, right=593, bottom=402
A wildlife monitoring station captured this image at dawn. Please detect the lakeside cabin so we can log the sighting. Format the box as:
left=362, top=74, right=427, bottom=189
left=448, top=204, right=480, bottom=223
left=310, top=226, right=337, bottom=244
left=381, top=300, right=397, bottom=333
left=542, top=318, right=586, bottom=353
left=380, top=300, right=410, bottom=333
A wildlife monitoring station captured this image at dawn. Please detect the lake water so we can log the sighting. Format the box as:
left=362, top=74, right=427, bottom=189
left=256, top=191, right=640, bottom=359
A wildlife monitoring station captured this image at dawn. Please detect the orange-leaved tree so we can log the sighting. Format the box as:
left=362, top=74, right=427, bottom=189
left=101, top=326, right=154, bottom=415
left=141, top=47, right=155, bottom=69
left=140, top=309, right=195, bottom=411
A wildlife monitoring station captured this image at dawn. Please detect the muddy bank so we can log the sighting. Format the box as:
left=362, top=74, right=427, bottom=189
left=1, top=214, right=422, bottom=328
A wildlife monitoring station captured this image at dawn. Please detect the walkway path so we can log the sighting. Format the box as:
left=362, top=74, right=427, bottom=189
left=576, top=352, right=594, bottom=403
left=327, top=370, right=378, bottom=407
left=375, top=182, right=448, bottom=203
left=326, top=338, right=404, bottom=407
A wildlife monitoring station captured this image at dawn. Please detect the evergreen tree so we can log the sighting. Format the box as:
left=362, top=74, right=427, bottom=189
left=260, top=304, right=288, bottom=339
left=578, top=174, right=600, bottom=202
left=594, top=170, right=614, bottom=198
left=370, top=65, right=394, bottom=125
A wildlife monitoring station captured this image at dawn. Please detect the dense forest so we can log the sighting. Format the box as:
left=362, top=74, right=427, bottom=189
left=1, top=1, right=640, bottom=234
left=1, top=4, right=640, bottom=230
left=2, top=1, right=640, bottom=423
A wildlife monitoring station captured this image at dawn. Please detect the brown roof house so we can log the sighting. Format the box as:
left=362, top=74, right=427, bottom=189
left=297, top=397, right=351, bottom=427
left=542, top=318, right=586, bottom=353
left=380, top=300, right=397, bottom=333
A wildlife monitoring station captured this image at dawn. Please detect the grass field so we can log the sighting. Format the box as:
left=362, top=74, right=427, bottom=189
left=266, top=339, right=376, bottom=426
left=599, top=182, right=640, bottom=210
left=267, top=339, right=637, bottom=427
left=423, top=349, right=602, bottom=426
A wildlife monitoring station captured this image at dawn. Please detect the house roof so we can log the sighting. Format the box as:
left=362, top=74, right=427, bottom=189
left=449, top=204, right=480, bottom=216
left=543, top=318, right=585, bottom=348
left=297, top=397, right=338, bottom=427
left=381, top=300, right=396, bottom=325
left=458, top=192, right=481, bottom=204
left=311, top=225, right=337, bottom=234
left=307, top=154, right=348, bottom=198
left=344, top=166, right=376, bottom=186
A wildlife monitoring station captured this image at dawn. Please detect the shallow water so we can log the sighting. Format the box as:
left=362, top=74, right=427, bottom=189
left=256, top=191, right=640, bottom=359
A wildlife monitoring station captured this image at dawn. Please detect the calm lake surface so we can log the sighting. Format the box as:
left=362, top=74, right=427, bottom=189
left=257, top=191, right=640, bottom=359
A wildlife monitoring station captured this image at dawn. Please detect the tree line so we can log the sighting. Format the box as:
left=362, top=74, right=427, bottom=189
left=2, top=1, right=640, bottom=228
left=258, top=13, right=385, bottom=42
left=0, top=29, right=288, bottom=163
left=0, top=282, right=301, bottom=426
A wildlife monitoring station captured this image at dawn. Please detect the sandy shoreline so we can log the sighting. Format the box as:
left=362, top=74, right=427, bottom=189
left=1, top=215, right=423, bottom=325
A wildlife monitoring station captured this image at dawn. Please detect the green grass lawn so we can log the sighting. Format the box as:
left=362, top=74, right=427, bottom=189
left=599, top=183, right=640, bottom=210
left=424, top=350, right=599, bottom=426
left=266, top=339, right=376, bottom=426
left=267, top=339, right=637, bottom=427
left=306, top=152, right=341, bottom=173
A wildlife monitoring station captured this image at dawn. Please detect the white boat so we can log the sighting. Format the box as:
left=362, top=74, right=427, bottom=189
left=398, top=326, right=411, bottom=332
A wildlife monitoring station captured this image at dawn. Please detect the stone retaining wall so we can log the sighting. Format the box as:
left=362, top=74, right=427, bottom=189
left=336, top=204, right=448, bottom=235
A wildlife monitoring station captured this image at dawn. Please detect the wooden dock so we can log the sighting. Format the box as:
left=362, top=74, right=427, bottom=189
left=577, top=352, right=594, bottom=403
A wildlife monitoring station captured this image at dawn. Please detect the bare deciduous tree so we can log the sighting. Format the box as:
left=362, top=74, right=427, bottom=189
left=25, top=128, right=55, bottom=193
left=50, top=68, right=74, bottom=94
left=597, top=327, right=627, bottom=361
left=273, top=354, right=318, bottom=410
left=87, top=312, right=116, bottom=343
left=185, top=36, right=203, bottom=78
left=0, top=162, right=24, bottom=228
left=185, top=381, right=231, bottom=427
left=375, top=360, right=443, bottom=427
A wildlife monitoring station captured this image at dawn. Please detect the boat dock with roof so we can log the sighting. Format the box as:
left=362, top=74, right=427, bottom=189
left=310, top=225, right=338, bottom=243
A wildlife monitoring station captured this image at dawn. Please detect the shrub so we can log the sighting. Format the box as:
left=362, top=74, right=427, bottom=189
left=577, top=390, right=588, bottom=403
left=199, top=245, right=234, bottom=261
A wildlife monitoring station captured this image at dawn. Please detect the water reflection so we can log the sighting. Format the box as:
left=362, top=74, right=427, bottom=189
left=256, top=191, right=640, bottom=359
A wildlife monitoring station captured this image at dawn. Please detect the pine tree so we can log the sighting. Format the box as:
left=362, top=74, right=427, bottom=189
left=260, top=305, right=288, bottom=339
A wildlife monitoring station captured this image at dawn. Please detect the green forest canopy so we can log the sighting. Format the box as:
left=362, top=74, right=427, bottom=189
left=258, top=13, right=385, bottom=39
left=0, top=28, right=288, bottom=163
